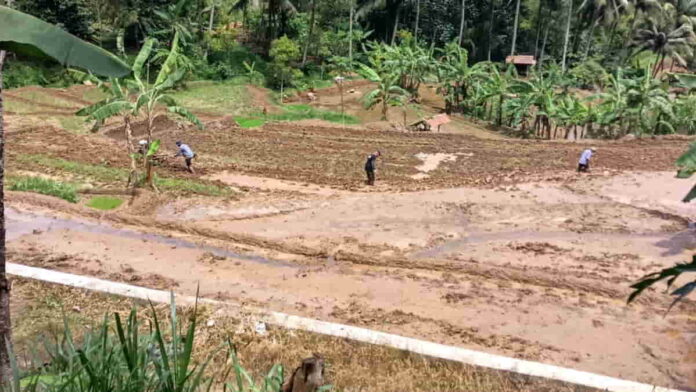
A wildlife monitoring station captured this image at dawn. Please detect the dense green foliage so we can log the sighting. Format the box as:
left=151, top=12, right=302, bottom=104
left=4, top=0, right=696, bottom=138
left=8, top=176, right=78, bottom=203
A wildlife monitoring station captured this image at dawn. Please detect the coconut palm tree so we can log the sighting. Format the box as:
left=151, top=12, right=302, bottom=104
left=631, top=13, right=696, bottom=76
left=0, top=5, right=129, bottom=383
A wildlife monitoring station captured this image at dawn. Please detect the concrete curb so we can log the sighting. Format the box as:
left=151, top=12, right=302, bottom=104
left=8, top=262, right=685, bottom=392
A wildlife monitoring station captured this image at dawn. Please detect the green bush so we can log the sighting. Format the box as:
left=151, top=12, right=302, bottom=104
left=9, top=176, right=78, bottom=203
left=3, top=60, right=79, bottom=89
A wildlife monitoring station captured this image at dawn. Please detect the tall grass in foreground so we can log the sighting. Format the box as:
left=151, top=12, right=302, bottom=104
left=8, top=294, right=290, bottom=392
left=9, top=177, right=78, bottom=203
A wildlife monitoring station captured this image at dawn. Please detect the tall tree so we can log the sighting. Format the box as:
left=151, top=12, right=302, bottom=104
left=458, top=0, right=466, bottom=46
left=631, top=13, right=696, bottom=76
left=356, top=0, right=406, bottom=45
left=487, top=0, right=497, bottom=61
left=0, top=5, right=129, bottom=384
left=510, top=0, right=522, bottom=56
left=561, top=0, right=574, bottom=72
left=414, top=0, right=421, bottom=41
left=301, top=0, right=316, bottom=65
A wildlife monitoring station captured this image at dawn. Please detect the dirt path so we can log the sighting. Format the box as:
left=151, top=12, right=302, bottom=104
left=6, top=171, right=695, bottom=389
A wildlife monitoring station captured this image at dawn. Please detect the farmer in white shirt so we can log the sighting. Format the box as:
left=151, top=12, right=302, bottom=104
left=578, top=147, right=596, bottom=172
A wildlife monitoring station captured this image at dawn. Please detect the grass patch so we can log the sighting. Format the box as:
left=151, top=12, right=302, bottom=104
left=16, top=154, right=230, bottom=197
left=236, top=117, right=266, bottom=128
left=58, top=116, right=88, bottom=132
left=17, top=154, right=127, bottom=182
left=154, top=176, right=230, bottom=196
left=169, top=80, right=252, bottom=115
left=9, top=176, right=78, bottom=203
left=86, top=196, right=124, bottom=210
left=81, top=87, right=109, bottom=103
left=12, top=88, right=78, bottom=110
left=236, top=104, right=359, bottom=128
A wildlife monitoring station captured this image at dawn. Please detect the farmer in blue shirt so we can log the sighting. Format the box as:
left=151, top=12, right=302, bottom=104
left=174, top=141, right=196, bottom=174
left=578, top=147, right=596, bottom=172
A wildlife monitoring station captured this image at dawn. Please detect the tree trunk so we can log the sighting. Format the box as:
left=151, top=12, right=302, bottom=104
left=561, top=0, right=573, bottom=73
left=533, top=0, right=544, bottom=58
left=301, top=0, right=316, bottom=66
left=124, top=115, right=138, bottom=187
left=458, top=0, right=466, bottom=46
left=538, top=23, right=550, bottom=70
left=583, top=19, right=597, bottom=61
left=414, top=0, right=421, bottom=41
left=391, top=4, right=402, bottom=45
left=145, top=108, right=155, bottom=188
left=497, top=94, right=504, bottom=126
left=487, top=0, right=496, bottom=61
left=510, top=0, right=522, bottom=57
left=349, top=0, right=354, bottom=65
left=382, top=99, right=388, bottom=120
left=208, top=3, right=215, bottom=31
left=0, top=50, right=14, bottom=385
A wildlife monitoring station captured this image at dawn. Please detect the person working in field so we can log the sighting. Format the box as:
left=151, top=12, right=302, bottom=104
left=174, top=141, right=196, bottom=174
left=578, top=147, right=596, bottom=172
left=365, top=151, right=381, bottom=186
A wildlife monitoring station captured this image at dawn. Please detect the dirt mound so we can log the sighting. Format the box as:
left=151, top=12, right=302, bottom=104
left=103, top=114, right=179, bottom=140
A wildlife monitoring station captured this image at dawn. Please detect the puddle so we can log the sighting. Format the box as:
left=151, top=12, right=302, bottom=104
left=412, top=229, right=696, bottom=259
left=6, top=208, right=294, bottom=267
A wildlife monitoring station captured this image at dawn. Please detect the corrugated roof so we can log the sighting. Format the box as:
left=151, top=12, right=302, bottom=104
left=506, top=55, right=536, bottom=66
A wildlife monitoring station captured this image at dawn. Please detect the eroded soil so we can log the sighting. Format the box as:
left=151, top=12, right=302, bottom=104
left=5, top=84, right=696, bottom=389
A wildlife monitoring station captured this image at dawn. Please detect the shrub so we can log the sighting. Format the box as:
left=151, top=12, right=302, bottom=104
left=9, top=176, right=78, bottom=203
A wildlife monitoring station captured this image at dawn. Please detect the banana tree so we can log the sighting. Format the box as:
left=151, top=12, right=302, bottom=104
left=0, top=5, right=130, bottom=384
left=79, top=34, right=203, bottom=189
left=357, top=63, right=409, bottom=120
left=624, top=67, right=673, bottom=135
left=436, top=41, right=485, bottom=114
left=480, top=65, right=514, bottom=126
left=512, top=72, right=559, bottom=139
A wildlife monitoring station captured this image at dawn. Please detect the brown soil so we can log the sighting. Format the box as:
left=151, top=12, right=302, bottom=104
left=4, top=84, right=696, bottom=390
left=9, top=278, right=600, bottom=392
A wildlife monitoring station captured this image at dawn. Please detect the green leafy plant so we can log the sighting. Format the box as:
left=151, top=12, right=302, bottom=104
left=628, top=255, right=696, bottom=312
left=77, top=34, right=203, bottom=189
left=9, top=176, right=78, bottom=203
left=357, top=63, right=409, bottom=121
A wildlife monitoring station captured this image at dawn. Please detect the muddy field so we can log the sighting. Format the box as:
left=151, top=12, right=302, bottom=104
left=4, top=84, right=696, bottom=390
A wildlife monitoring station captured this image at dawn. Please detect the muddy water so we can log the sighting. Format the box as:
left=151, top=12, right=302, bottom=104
left=6, top=208, right=293, bottom=267
left=413, top=229, right=696, bottom=259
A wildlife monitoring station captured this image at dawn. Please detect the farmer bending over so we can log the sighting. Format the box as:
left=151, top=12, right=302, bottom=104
left=365, top=151, right=381, bottom=186
left=175, top=141, right=196, bottom=174
left=578, top=147, right=596, bottom=172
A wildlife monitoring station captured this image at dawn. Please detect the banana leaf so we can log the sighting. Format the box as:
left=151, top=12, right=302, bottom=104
left=0, top=6, right=130, bottom=77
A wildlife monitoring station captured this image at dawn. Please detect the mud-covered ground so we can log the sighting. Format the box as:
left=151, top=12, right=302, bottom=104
left=4, top=84, right=696, bottom=390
